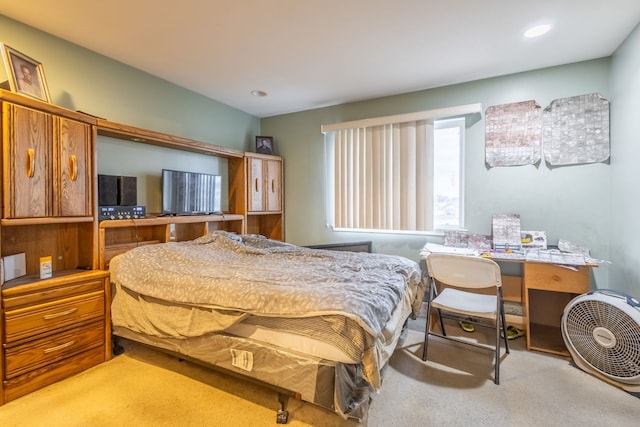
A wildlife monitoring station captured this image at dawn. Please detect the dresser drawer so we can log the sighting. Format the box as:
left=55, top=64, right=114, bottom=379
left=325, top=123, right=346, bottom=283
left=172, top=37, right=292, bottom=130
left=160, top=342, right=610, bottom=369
left=2, top=278, right=105, bottom=311
left=4, top=321, right=104, bottom=379
left=524, top=262, right=590, bottom=293
left=2, top=345, right=105, bottom=403
left=4, top=291, right=104, bottom=343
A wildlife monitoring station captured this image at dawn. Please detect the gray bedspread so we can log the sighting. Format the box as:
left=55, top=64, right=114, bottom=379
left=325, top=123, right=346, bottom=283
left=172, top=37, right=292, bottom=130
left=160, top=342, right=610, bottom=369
left=109, top=231, right=426, bottom=387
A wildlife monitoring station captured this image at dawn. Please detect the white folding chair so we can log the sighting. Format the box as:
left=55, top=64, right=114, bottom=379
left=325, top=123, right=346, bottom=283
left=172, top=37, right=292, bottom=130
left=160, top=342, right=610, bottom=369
left=422, top=253, right=510, bottom=384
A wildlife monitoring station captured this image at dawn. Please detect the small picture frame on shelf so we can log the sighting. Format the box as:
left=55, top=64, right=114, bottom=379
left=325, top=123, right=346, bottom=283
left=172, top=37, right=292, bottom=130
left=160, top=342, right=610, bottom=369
left=255, top=136, right=274, bottom=155
left=0, top=43, right=51, bottom=103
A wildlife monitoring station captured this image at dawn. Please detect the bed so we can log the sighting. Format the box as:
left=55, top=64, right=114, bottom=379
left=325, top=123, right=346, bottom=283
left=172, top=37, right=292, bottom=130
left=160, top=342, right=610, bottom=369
left=108, top=231, right=426, bottom=421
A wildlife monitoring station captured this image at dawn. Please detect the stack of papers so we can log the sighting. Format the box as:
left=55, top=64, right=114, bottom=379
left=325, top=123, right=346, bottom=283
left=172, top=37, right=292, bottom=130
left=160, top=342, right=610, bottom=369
left=420, top=243, right=478, bottom=257
left=421, top=243, right=590, bottom=267
left=525, top=249, right=586, bottom=266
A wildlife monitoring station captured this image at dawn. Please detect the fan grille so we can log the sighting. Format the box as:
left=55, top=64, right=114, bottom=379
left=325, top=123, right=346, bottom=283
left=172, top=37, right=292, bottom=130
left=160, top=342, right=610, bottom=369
left=564, top=299, right=640, bottom=380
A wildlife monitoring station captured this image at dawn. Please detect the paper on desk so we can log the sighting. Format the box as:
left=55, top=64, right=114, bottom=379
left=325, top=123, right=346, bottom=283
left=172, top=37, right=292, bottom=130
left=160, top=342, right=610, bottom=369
left=558, top=239, right=590, bottom=256
left=556, top=240, right=611, bottom=265
left=420, top=243, right=479, bottom=257
left=525, top=249, right=586, bottom=266
left=490, top=251, right=526, bottom=261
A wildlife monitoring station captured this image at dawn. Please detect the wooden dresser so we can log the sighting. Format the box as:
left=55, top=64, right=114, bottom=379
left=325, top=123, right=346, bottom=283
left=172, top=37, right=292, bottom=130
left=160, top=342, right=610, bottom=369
left=0, top=90, right=286, bottom=404
left=1, top=271, right=109, bottom=403
left=0, top=90, right=110, bottom=405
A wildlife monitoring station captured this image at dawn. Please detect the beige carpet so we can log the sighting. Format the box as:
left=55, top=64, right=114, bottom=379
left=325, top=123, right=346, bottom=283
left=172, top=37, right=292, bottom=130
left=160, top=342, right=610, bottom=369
left=1, top=320, right=638, bottom=426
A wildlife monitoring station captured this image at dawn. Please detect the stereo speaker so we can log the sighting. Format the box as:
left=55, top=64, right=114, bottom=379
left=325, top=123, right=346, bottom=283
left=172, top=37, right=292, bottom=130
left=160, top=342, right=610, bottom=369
left=98, top=174, right=118, bottom=206
left=118, top=176, right=138, bottom=206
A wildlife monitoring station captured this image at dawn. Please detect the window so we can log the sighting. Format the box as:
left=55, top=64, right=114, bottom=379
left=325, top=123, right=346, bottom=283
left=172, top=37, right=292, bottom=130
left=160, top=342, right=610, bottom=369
left=433, top=118, right=464, bottom=229
left=322, top=105, right=476, bottom=234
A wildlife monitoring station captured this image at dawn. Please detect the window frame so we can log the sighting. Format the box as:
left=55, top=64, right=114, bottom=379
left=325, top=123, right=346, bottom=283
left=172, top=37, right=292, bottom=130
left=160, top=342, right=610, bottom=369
left=321, top=104, right=480, bottom=235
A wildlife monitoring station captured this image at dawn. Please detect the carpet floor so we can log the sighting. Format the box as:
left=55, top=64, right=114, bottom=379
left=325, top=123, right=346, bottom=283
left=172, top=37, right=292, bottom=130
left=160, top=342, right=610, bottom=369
left=0, top=319, right=638, bottom=426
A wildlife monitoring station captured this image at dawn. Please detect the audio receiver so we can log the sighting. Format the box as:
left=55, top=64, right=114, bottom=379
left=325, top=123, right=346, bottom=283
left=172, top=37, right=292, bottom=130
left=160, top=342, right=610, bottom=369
left=99, top=205, right=146, bottom=221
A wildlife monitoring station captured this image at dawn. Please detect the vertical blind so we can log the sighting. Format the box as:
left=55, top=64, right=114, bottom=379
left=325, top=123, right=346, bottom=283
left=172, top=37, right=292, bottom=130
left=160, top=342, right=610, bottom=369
left=322, top=104, right=481, bottom=233
left=329, top=120, right=434, bottom=232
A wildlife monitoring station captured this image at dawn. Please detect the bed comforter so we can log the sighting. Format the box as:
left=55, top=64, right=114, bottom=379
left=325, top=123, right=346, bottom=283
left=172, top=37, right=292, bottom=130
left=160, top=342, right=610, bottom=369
left=109, top=231, right=426, bottom=388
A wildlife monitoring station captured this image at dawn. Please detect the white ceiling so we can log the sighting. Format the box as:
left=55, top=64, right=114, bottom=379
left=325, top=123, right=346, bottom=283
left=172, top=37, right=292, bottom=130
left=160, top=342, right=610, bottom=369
left=1, top=1, right=639, bottom=118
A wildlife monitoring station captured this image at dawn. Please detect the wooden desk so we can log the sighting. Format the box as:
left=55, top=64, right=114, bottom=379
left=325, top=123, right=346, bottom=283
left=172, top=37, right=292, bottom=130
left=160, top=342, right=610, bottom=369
left=494, top=258, right=594, bottom=356
left=522, top=262, right=592, bottom=356
left=422, top=248, right=596, bottom=357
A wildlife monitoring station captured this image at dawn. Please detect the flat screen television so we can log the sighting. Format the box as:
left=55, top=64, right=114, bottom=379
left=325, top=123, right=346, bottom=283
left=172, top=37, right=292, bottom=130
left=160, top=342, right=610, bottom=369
left=162, top=169, right=222, bottom=215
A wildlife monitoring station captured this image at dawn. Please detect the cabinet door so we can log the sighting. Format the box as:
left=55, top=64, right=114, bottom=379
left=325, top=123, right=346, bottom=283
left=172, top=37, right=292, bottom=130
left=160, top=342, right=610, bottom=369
left=265, top=159, right=282, bottom=212
left=248, top=157, right=264, bottom=212
left=2, top=103, right=52, bottom=218
left=54, top=117, right=92, bottom=216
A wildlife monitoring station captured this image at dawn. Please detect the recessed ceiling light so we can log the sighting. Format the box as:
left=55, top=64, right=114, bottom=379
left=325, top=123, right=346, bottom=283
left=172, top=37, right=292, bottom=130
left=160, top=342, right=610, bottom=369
left=524, top=24, right=551, bottom=38
left=251, top=90, right=267, bottom=97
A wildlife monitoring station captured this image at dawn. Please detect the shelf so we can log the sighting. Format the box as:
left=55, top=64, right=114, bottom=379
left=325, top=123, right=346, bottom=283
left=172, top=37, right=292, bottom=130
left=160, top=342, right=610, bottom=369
left=0, top=89, right=97, bottom=125
left=96, top=119, right=244, bottom=159
left=99, top=213, right=244, bottom=228
left=1, top=269, right=109, bottom=293
left=502, top=274, right=523, bottom=303
left=526, top=286, right=584, bottom=356
left=1, top=216, right=94, bottom=226
left=245, top=214, right=282, bottom=240
left=528, top=323, right=568, bottom=356
left=92, top=116, right=283, bottom=268
left=98, top=214, right=245, bottom=269
left=102, top=240, right=161, bottom=267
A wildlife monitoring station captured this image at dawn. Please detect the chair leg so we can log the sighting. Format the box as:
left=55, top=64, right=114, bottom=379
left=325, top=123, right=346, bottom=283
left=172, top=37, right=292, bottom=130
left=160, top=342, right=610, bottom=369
left=422, top=299, right=432, bottom=361
left=422, top=303, right=431, bottom=361
left=432, top=279, right=446, bottom=337
left=422, top=285, right=435, bottom=361
left=437, top=308, right=446, bottom=336
left=500, top=303, right=510, bottom=354
left=494, top=299, right=512, bottom=384
left=494, top=294, right=510, bottom=385
left=495, top=316, right=501, bottom=385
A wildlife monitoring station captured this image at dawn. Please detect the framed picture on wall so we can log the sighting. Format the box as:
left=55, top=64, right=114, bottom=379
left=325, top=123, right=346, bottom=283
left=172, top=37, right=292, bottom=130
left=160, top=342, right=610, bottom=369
left=256, top=136, right=274, bottom=155
left=1, top=43, right=51, bottom=103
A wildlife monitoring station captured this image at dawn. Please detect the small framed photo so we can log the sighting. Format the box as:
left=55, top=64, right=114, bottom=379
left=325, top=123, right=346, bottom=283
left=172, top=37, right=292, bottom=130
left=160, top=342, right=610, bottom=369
left=1, top=43, right=51, bottom=103
left=256, top=136, right=274, bottom=155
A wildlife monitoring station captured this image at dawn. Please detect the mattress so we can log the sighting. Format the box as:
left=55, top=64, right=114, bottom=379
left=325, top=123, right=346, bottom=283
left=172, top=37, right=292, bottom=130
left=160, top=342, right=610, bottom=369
left=227, top=283, right=413, bottom=363
left=110, top=231, right=426, bottom=389
left=112, top=277, right=414, bottom=364
left=109, top=230, right=427, bottom=421
left=224, top=322, right=357, bottom=363
left=111, top=294, right=411, bottom=421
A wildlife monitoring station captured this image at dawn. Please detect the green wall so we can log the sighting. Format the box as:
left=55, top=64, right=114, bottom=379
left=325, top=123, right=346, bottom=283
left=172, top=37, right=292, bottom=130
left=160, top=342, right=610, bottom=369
left=262, top=60, right=614, bottom=288
left=609, top=23, right=640, bottom=296
left=3, top=14, right=639, bottom=294
left=0, top=15, right=260, bottom=212
left=262, top=20, right=640, bottom=296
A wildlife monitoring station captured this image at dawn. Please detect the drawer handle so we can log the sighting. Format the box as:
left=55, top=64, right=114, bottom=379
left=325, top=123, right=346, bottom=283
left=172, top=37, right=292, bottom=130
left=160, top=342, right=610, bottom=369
left=552, top=275, right=561, bottom=281
left=43, top=340, right=76, bottom=354
left=43, top=308, right=78, bottom=320
left=255, top=178, right=259, bottom=192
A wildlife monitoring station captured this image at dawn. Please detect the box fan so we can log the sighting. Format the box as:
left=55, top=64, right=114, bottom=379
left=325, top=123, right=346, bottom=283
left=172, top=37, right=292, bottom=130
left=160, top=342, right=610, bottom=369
left=562, top=289, right=640, bottom=392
